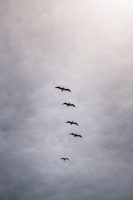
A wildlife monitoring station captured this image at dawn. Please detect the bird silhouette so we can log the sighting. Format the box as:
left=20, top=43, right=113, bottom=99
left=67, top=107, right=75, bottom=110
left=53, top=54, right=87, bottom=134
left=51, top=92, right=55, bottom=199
left=55, top=86, right=71, bottom=92
left=69, top=133, right=83, bottom=138
left=63, top=102, right=75, bottom=107
left=65, top=121, right=78, bottom=126
left=60, top=157, right=69, bottom=161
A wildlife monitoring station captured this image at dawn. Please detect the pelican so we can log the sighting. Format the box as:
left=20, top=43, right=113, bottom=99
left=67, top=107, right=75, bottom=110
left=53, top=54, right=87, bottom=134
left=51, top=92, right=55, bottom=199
left=55, top=86, right=71, bottom=92
left=65, top=121, right=78, bottom=126
left=60, top=157, right=69, bottom=161
left=69, top=133, right=83, bottom=138
left=63, top=102, right=75, bottom=107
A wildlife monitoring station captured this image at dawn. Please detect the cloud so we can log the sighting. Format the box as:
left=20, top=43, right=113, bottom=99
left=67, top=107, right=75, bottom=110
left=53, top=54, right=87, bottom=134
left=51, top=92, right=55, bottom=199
left=0, top=0, right=133, bottom=200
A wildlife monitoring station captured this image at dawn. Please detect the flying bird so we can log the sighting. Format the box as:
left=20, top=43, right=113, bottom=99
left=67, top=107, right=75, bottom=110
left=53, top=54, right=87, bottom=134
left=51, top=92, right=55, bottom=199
left=55, top=86, right=71, bottom=92
left=63, top=102, right=76, bottom=107
left=69, top=133, right=83, bottom=138
left=65, top=121, right=78, bottom=126
left=60, top=157, right=69, bottom=161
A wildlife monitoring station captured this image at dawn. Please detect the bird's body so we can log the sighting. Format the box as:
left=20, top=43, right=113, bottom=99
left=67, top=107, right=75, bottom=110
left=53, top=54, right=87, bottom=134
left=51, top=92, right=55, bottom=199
left=63, top=102, right=75, bottom=107
left=60, top=157, right=69, bottom=161
left=65, top=121, right=78, bottom=126
left=69, top=133, right=83, bottom=138
left=55, top=86, right=71, bottom=92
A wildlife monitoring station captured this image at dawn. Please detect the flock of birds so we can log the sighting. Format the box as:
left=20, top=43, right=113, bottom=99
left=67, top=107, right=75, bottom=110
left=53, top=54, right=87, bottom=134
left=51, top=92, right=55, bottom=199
left=55, top=86, right=83, bottom=161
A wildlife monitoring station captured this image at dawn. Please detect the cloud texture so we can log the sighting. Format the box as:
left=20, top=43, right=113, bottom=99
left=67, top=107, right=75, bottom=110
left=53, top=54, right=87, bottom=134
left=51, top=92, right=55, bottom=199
left=0, top=0, right=133, bottom=199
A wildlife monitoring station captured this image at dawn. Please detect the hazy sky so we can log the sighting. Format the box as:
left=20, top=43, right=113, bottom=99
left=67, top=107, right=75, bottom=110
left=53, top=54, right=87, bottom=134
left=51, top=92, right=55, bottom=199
left=0, top=0, right=133, bottom=199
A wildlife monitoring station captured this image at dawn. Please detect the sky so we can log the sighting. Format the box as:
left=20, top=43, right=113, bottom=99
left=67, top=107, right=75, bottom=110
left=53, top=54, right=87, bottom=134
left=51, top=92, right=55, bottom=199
left=0, top=0, right=133, bottom=199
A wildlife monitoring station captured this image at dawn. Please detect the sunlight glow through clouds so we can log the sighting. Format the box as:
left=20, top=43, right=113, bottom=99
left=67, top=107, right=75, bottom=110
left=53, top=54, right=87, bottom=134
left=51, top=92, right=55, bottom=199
left=96, top=0, right=133, bottom=13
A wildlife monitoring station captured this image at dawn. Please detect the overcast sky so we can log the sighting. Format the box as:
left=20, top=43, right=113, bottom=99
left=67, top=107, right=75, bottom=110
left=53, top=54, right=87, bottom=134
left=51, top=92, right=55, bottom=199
left=0, top=0, right=133, bottom=199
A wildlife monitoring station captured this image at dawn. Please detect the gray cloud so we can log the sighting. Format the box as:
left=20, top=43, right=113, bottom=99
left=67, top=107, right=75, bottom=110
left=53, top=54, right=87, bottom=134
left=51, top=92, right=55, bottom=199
left=0, top=0, right=133, bottom=200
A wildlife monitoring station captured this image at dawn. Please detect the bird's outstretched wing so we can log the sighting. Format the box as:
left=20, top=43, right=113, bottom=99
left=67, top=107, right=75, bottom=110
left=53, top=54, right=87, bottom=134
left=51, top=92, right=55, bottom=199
left=70, top=133, right=75, bottom=136
left=77, top=134, right=83, bottom=138
left=60, top=157, right=69, bottom=161
left=73, top=122, right=78, bottom=126
left=64, top=88, right=71, bottom=92
left=55, top=86, right=62, bottom=90
left=65, top=158, right=69, bottom=160
left=65, top=121, right=71, bottom=124
left=70, top=104, right=75, bottom=107
left=63, top=103, right=69, bottom=106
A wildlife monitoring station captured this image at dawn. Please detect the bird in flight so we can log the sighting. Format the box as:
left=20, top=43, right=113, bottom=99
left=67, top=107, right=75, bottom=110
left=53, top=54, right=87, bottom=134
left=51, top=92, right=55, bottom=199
left=55, top=86, right=71, bottom=92
left=69, top=133, right=83, bottom=138
left=60, top=157, right=69, bottom=161
left=65, top=121, right=78, bottom=126
left=63, top=102, right=76, bottom=107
